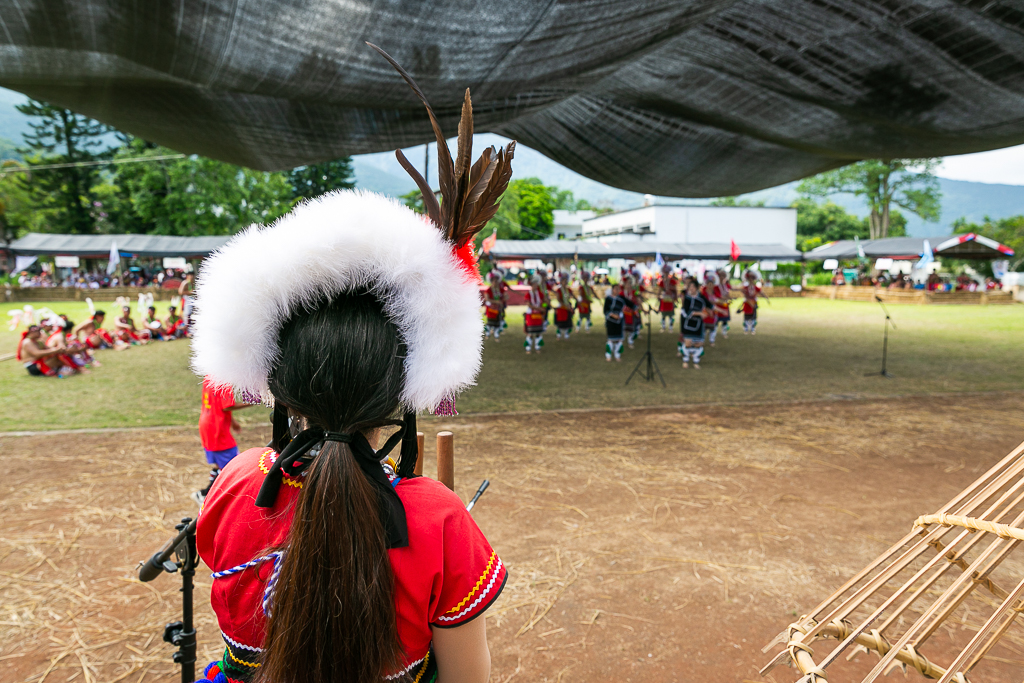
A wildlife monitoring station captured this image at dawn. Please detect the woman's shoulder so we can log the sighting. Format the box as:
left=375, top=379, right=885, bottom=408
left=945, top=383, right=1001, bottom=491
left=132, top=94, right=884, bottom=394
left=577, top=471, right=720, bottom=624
left=396, top=476, right=466, bottom=517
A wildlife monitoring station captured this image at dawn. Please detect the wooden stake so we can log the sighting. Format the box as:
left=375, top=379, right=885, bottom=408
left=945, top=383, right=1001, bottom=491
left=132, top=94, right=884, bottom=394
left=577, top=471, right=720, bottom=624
left=415, top=431, right=424, bottom=476
left=436, top=431, right=454, bottom=491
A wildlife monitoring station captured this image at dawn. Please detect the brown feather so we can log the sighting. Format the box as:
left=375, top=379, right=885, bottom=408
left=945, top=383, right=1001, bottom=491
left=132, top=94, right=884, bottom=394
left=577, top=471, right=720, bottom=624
left=367, top=42, right=514, bottom=249
left=454, top=142, right=516, bottom=247
left=366, top=42, right=455, bottom=228
left=395, top=149, right=441, bottom=224
left=450, top=89, right=474, bottom=238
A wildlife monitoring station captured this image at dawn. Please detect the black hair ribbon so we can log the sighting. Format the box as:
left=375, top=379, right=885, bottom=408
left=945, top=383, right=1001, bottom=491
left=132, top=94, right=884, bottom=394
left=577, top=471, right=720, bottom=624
left=254, top=422, right=410, bottom=549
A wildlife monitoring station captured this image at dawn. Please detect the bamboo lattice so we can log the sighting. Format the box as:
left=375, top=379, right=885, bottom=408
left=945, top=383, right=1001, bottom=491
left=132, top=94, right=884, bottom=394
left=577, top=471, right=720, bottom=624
left=761, top=440, right=1024, bottom=683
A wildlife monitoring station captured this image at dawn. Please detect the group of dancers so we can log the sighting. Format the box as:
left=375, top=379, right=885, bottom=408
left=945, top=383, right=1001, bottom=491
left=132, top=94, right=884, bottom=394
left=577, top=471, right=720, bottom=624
left=481, top=263, right=769, bottom=367
left=12, top=297, right=190, bottom=378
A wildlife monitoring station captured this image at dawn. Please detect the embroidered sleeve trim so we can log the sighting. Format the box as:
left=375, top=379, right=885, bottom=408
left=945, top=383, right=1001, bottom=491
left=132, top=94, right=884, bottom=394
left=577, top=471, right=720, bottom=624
left=436, top=556, right=504, bottom=623
left=444, top=551, right=496, bottom=614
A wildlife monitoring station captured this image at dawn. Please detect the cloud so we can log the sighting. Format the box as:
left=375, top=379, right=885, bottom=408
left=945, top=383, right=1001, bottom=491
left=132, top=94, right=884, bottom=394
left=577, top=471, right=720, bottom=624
left=938, top=145, right=1024, bottom=186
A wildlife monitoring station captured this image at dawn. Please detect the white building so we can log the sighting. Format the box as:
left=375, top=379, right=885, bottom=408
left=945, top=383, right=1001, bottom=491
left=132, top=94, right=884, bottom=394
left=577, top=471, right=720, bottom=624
left=580, top=205, right=796, bottom=248
left=551, top=210, right=596, bottom=240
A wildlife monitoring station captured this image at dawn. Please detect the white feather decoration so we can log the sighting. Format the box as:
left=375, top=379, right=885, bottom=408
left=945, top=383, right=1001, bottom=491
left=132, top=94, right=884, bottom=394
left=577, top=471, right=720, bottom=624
left=190, top=190, right=484, bottom=412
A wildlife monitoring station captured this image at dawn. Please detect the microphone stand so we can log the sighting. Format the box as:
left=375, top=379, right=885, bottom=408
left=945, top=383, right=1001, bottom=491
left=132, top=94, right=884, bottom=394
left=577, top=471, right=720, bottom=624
left=137, top=517, right=199, bottom=683
left=626, top=305, right=666, bottom=387
left=866, top=295, right=896, bottom=378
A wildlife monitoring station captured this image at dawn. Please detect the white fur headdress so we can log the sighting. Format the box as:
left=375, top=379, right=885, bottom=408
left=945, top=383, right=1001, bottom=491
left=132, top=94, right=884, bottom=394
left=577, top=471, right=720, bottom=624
left=191, top=44, right=515, bottom=414
left=192, top=191, right=484, bottom=411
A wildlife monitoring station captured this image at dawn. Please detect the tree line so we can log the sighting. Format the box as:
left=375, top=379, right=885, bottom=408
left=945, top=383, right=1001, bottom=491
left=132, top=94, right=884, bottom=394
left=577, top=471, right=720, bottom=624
left=1, top=98, right=1019, bottom=267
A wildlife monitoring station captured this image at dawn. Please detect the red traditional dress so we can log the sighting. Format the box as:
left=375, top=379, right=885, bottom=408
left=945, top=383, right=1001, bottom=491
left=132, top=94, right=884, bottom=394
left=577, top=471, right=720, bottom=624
left=741, top=281, right=762, bottom=333
left=553, top=282, right=574, bottom=336
left=657, top=274, right=678, bottom=314
left=713, top=280, right=731, bottom=324
left=17, top=333, right=57, bottom=376
left=699, top=283, right=718, bottom=327
left=524, top=286, right=546, bottom=335
left=483, top=280, right=508, bottom=330
left=197, top=447, right=506, bottom=683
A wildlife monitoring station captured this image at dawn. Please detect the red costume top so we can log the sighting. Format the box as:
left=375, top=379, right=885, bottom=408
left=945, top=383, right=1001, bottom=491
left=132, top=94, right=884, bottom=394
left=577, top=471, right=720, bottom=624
left=742, top=282, right=762, bottom=315
left=197, top=446, right=506, bottom=681
left=575, top=280, right=595, bottom=314
left=658, top=275, right=678, bottom=312
left=199, top=377, right=237, bottom=452
left=700, top=284, right=718, bottom=323
left=713, top=281, right=731, bottom=317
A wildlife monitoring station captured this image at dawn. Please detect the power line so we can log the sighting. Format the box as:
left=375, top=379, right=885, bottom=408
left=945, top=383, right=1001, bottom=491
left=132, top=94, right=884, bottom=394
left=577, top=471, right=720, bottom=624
left=0, top=154, right=186, bottom=175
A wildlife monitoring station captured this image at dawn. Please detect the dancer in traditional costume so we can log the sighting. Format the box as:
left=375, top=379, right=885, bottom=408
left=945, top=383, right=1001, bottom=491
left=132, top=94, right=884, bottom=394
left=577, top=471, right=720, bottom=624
left=575, top=270, right=597, bottom=332
left=739, top=269, right=769, bottom=334
left=191, top=45, right=512, bottom=683
left=622, top=273, right=645, bottom=348
left=553, top=271, right=575, bottom=340
left=142, top=305, right=166, bottom=341
left=679, top=280, right=708, bottom=369
left=603, top=283, right=634, bottom=362
left=657, top=264, right=679, bottom=332
left=483, top=269, right=509, bottom=341
left=72, top=310, right=116, bottom=349
left=700, top=271, right=720, bottom=346
left=114, top=305, right=147, bottom=345
left=45, top=317, right=93, bottom=370
left=714, top=268, right=732, bottom=339
left=524, top=272, right=547, bottom=354
left=164, top=305, right=186, bottom=338
left=17, top=325, right=75, bottom=377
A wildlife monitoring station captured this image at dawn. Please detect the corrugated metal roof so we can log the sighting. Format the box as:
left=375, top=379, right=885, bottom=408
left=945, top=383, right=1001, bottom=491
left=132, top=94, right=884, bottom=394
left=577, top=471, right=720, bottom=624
left=805, top=235, right=1013, bottom=260
left=9, top=233, right=232, bottom=257
left=489, top=240, right=801, bottom=261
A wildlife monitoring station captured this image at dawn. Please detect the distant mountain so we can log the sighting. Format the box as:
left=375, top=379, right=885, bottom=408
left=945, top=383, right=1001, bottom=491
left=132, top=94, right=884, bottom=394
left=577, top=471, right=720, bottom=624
left=0, top=85, right=1019, bottom=239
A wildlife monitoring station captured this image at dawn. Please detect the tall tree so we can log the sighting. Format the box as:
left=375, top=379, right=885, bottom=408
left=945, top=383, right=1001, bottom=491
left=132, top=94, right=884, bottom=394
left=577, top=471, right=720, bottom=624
left=16, top=99, right=119, bottom=233
left=511, top=177, right=555, bottom=240
left=111, top=141, right=294, bottom=235
left=798, top=159, right=940, bottom=239
left=288, top=158, right=355, bottom=200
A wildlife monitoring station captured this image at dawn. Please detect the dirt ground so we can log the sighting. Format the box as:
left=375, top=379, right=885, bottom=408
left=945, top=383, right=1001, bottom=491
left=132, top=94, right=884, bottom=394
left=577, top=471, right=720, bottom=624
left=2, top=393, right=1024, bottom=683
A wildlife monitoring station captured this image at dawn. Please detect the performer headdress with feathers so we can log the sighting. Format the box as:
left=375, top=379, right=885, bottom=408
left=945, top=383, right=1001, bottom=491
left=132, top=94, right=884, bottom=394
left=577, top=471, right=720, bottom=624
left=191, top=44, right=515, bottom=417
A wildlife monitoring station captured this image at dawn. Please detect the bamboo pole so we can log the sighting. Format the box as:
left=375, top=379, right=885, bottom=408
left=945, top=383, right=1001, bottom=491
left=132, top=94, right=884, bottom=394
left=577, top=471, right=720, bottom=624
left=436, top=431, right=454, bottom=491
left=414, top=431, right=424, bottom=476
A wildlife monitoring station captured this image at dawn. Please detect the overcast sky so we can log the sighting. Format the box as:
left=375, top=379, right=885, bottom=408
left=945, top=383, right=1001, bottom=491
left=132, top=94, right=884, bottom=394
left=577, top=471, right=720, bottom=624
left=938, top=144, right=1024, bottom=185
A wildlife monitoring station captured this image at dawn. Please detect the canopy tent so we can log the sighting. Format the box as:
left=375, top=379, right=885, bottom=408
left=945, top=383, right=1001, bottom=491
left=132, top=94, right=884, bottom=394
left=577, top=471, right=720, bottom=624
left=8, top=233, right=231, bottom=259
left=805, top=235, right=1015, bottom=261
left=2, top=1, right=1023, bottom=198
left=489, top=240, right=801, bottom=261
left=934, top=233, right=1016, bottom=259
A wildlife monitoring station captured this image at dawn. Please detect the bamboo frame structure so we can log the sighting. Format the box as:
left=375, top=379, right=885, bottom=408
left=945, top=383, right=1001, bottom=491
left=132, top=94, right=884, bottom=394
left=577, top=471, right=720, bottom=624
left=761, top=440, right=1024, bottom=683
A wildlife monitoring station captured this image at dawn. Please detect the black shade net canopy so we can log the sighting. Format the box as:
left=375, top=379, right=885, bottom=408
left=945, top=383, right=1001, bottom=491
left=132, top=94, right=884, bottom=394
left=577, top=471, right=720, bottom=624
left=2, top=0, right=1023, bottom=198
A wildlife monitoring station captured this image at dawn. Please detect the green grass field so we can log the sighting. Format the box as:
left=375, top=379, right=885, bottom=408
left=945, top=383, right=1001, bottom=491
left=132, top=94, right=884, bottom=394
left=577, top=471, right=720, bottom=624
left=3, top=298, right=1022, bottom=431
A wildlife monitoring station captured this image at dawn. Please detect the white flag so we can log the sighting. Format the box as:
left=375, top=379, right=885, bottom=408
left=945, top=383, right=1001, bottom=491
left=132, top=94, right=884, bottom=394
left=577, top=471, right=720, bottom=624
left=106, top=240, right=120, bottom=275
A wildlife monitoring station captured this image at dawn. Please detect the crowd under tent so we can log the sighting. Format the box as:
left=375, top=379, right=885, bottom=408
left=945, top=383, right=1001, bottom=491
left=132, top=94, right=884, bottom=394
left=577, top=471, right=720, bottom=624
left=2, top=1, right=1023, bottom=198
left=806, top=234, right=1016, bottom=262
left=488, top=240, right=802, bottom=262
left=8, top=233, right=232, bottom=260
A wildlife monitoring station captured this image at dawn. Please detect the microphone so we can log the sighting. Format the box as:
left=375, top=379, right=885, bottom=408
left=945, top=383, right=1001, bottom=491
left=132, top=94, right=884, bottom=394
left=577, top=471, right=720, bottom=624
left=465, top=479, right=490, bottom=512
left=138, top=518, right=197, bottom=582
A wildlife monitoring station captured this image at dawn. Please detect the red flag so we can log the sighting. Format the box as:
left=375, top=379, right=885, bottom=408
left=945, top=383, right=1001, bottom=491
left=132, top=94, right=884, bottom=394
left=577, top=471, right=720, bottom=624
left=482, top=229, right=497, bottom=254
left=730, top=239, right=741, bottom=261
